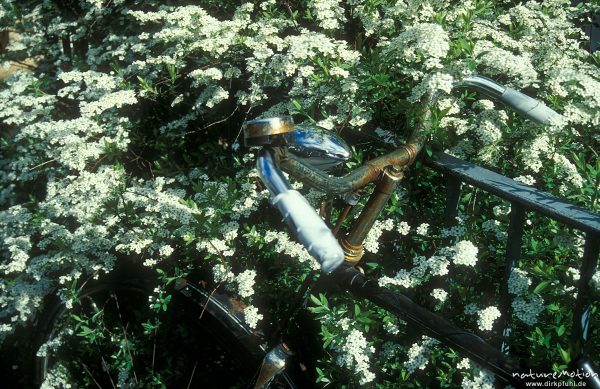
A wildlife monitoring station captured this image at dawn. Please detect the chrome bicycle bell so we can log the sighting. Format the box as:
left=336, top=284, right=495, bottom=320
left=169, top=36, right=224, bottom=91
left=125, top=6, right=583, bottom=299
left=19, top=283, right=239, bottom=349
left=243, top=116, right=295, bottom=147
left=287, top=125, right=352, bottom=171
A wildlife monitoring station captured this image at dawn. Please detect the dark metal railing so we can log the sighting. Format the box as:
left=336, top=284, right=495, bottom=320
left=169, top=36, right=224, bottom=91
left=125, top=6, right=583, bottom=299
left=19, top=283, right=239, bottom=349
left=425, top=151, right=600, bottom=373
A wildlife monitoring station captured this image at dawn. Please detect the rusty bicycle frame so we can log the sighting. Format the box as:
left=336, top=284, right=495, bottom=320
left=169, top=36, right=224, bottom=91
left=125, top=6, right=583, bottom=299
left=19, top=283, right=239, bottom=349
left=250, top=78, right=600, bottom=387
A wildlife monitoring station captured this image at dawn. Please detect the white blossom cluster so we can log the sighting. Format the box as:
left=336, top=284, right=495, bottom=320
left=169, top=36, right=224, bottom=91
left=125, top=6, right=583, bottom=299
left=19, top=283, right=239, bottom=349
left=415, top=222, right=429, bottom=236
left=40, top=363, right=73, bottom=389
left=508, top=268, right=544, bottom=326
left=431, top=288, right=448, bottom=303
left=461, top=366, right=496, bottom=389
left=336, top=329, right=376, bottom=385
left=404, top=336, right=439, bottom=374
left=382, top=23, right=450, bottom=69
left=243, top=305, right=263, bottom=329
left=364, top=218, right=395, bottom=253
left=397, top=221, right=411, bottom=236
left=476, top=306, right=501, bottom=332
left=456, top=358, right=471, bottom=370
left=508, top=268, right=532, bottom=295
left=452, top=240, right=479, bottom=267
left=512, top=295, right=545, bottom=326
left=379, top=252, right=449, bottom=289
left=264, top=230, right=320, bottom=270
left=591, top=271, right=600, bottom=293
left=235, top=270, right=257, bottom=298
left=310, top=0, right=345, bottom=30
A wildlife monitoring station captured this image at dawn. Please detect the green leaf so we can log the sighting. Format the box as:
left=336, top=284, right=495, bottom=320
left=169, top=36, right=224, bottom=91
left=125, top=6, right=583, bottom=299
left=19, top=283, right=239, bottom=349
left=310, top=294, right=320, bottom=306
left=556, top=325, right=566, bottom=337
left=319, top=293, right=329, bottom=309
left=557, top=345, right=571, bottom=363
left=533, top=281, right=550, bottom=294
left=78, top=326, right=93, bottom=337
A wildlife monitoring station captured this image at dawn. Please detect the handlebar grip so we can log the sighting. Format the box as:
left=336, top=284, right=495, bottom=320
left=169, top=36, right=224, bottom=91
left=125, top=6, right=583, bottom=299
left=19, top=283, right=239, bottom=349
left=498, top=88, right=559, bottom=125
left=271, top=190, right=344, bottom=274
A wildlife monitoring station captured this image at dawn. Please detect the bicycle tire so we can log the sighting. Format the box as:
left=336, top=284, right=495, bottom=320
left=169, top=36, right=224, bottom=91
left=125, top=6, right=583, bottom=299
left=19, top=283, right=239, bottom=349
left=33, top=274, right=303, bottom=388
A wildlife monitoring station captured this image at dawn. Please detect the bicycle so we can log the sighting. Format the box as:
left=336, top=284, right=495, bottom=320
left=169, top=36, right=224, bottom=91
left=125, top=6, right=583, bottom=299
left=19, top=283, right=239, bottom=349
left=32, top=75, right=599, bottom=388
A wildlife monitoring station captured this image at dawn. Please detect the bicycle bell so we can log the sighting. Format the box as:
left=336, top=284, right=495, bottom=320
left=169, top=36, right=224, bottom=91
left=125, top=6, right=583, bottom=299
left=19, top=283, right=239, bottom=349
left=243, top=116, right=296, bottom=147
left=287, top=125, right=352, bottom=171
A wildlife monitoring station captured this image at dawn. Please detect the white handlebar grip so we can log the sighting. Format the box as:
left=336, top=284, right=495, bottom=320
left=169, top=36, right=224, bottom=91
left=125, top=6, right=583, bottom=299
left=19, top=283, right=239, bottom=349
left=500, top=88, right=559, bottom=125
left=271, top=190, right=344, bottom=274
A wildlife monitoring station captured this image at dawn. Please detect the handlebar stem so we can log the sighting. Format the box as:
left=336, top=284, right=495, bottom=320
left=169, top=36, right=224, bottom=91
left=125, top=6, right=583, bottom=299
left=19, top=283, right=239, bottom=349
left=342, top=166, right=404, bottom=264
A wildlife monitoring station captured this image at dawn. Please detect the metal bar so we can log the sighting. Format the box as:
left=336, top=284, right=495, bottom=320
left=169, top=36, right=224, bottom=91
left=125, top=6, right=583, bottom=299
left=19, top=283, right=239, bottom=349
left=331, top=266, right=529, bottom=386
left=425, top=153, right=600, bottom=235
left=344, top=168, right=402, bottom=251
left=443, top=176, right=462, bottom=228
left=497, top=203, right=526, bottom=352
left=574, top=357, right=600, bottom=389
left=571, top=233, right=600, bottom=354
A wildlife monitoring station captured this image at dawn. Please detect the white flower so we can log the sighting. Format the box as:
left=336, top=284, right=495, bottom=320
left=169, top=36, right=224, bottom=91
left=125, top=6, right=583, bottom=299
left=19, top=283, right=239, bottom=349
left=408, top=72, right=454, bottom=103
left=310, top=0, right=345, bottom=30
left=432, top=288, right=448, bottom=302
left=508, top=268, right=531, bottom=295
left=158, top=244, right=174, bottom=257
left=453, top=240, right=478, bottom=267
left=415, top=223, right=429, bottom=236
left=329, top=66, right=350, bottom=78
left=212, top=263, right=234, bottom=284
left=235, top=270, right=256, bottom=298
left=591, top=271, right=600, bottom=292
left=404, top=336, right=439, bottom=374
left=337, top=329, right=376, bottom=385
left=566, top=267, right=580, bottom=281
left=383, top=23, right=450, bottom=63
left=384, top=320, right=400, bottom=335
left=477, top=306, right=501, bottom=331
left=462, top=366, right=495, bottom=389
left=244, top=305, right=263, bottom=329
left=513, top=175, right=536, bottom=186
left=456, top=358, right=471, bottom=370
left=364, top=219, right=394, bottom=253
left=512, top=295, right=545, bottom=326
left=397, top=221, right=411, bottom=236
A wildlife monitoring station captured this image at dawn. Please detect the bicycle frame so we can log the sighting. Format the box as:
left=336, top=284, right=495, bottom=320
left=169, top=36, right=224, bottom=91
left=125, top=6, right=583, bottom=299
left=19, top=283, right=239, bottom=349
left=245, top=75, right=599, bottom=388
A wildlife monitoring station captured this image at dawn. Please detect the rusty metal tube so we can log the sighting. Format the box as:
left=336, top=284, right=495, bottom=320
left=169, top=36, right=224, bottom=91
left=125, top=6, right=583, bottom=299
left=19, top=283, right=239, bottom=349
left=342, top=168, right=403, bottom=263
left=279, top=93, right=435, bottom=194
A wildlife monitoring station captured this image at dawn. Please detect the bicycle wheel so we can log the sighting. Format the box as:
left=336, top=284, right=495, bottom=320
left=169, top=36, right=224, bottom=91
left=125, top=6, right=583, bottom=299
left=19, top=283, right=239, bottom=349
left=33, top=273, right=303, bottom=388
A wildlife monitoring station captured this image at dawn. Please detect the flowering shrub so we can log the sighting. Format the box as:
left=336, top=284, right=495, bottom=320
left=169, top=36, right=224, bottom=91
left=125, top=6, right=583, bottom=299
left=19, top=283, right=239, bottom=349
left=1, top=0, right=599, bottom=387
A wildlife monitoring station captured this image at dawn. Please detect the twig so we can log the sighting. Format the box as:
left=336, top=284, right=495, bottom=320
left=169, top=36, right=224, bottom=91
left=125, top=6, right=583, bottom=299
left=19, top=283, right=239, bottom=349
left=101, top=356, right=117, bottom=389
left=151, top=327, right=157, bottom=374
left=199, top=282, right=222, bottom=320
left=82, top=362, right=104, bottom=389
left=184, top=106, right=239, bottom=136
left=28, top=158, right=56, bottom=171
left=113, top=294, right=139, bottom=386
left=186, top=360, right=198, bottom=389
left=232, top=105, right=253, bottom=149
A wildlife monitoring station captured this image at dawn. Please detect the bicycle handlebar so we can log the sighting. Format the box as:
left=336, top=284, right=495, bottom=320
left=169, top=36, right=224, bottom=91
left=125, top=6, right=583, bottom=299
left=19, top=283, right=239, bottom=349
left=279, top=75, right=561, bottom=195
left=459, top=75, right=560, bottom=125
left=251, top=74, right=561, bottom=273
left=257, top=148, right=345, bottom=273
left=278, top=92, right=436, bottom=195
